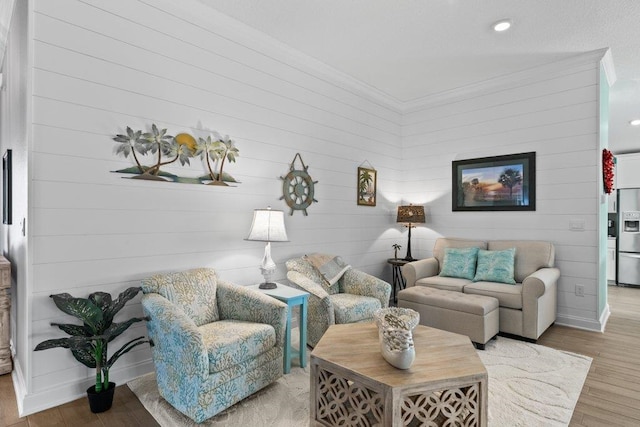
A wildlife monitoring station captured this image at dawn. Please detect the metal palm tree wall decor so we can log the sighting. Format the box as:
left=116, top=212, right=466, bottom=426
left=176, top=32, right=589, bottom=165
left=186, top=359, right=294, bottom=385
left=280, top=153, right=318, bottom=216
left=111, top=125, right=240, bottom=185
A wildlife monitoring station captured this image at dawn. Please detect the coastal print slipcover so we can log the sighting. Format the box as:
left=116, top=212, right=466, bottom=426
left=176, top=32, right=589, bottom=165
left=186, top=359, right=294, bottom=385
left=286, top=256, right=391, bottom=347
left=141, top=268, right=287, bottom=423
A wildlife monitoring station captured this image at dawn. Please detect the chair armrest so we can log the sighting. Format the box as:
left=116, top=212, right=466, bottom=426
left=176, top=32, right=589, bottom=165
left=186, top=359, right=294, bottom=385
left=217, top=281, right=287, bottom=346
left=141, top=293, right=209, bottom=383
left=522, top=267, right=560, bottom=300
left=286, top=271, right=335, bottom=347
left=402, top=258, right=439, bottom=287
left=342, top=269, right=391, bottom=308
left=286, top=271, right=330, bottom=300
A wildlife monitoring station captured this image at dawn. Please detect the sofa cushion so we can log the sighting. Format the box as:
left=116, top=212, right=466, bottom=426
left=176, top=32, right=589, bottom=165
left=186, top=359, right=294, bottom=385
left=473, top=248, right=516, bottom=285
left=329, top=293, right=381, bottom=324
left=141, top=268, right=220, bottom=326
left=433, top=238, right=487, bottom=274
left=416, top=276, right=471, bottom=293
left=488, top=240, right=555, bottom=283
left=463, top=281, right=523, bottom=309
left=199, top=319, right=276, bottom=373
left=439, top=247, right=479, bottom=280
left=399, top=286, right=499, bottom=316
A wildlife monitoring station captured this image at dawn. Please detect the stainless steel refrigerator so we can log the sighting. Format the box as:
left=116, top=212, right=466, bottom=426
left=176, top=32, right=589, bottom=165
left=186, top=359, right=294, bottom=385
left=618, top=188, right=640, bottom=286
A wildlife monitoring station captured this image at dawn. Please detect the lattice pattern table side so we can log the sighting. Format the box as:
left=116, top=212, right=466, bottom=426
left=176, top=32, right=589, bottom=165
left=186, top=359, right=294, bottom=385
left=0, top=258, right=11, bottom=375
left=399, top=383, right=481, bottom=427
left=314, top=366, right=384, bottom=426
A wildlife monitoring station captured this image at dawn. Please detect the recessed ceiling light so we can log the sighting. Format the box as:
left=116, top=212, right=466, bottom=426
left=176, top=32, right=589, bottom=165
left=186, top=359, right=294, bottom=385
left=630, top=119, right=640, bottom=126
left=493, top=19, right=512, bottom=32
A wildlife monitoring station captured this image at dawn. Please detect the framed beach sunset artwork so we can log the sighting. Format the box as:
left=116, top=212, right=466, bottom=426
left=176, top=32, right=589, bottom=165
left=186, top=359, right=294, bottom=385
left=452, top=152, right=536, bottom=211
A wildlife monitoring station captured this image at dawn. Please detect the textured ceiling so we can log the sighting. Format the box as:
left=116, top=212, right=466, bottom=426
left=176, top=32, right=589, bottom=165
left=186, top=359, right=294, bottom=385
left=199, top=0, right=640, bottom=153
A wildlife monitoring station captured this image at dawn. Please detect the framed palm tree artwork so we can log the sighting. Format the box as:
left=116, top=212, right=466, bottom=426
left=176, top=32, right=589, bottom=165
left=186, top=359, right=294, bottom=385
left=452, top=152, right=536, bottom=211
left=357, top=166, right=377, bottom=206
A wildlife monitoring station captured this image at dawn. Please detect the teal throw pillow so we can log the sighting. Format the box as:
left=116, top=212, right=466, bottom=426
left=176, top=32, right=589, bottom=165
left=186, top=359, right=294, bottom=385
left=473, top=248, right=517, bottom=285
left=439, top=247, right=479, bottom=280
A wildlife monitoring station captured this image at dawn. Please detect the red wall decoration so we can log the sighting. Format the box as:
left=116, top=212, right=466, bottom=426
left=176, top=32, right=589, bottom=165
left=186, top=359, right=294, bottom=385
left=602, top=149, right=615, bottom=194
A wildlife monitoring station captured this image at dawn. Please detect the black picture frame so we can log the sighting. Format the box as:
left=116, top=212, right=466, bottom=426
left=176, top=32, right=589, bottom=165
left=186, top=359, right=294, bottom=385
left=452, top=152, right=536, bottom=211
left=3, top=150, right=11, bottom=224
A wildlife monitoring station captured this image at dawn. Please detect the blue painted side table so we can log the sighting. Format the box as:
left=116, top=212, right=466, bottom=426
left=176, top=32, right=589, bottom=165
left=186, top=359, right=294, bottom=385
left=247, top=283, right=309, bottom=374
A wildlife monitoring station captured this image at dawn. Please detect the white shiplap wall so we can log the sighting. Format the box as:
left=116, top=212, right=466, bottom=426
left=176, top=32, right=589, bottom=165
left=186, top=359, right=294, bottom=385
left=401, top=55, right=607, bottom=331
left=20, top=0, right=403, bottom=414
left=9, top=0, right=610, bottom=416
left=1, top=0, right=31, bottom=414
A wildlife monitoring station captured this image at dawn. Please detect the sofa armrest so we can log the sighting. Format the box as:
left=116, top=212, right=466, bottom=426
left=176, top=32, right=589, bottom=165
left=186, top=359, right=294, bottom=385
left=522, top=267, right=560, bottom=299
left=522, top=267, right=560, bottom=340
left=341, top=268, right=391, bottom=308
left=402, top=258, right=439, bottom=287
left=141, top=293, right=209, bottom=383
left=217, top=280, right=287, bottom=346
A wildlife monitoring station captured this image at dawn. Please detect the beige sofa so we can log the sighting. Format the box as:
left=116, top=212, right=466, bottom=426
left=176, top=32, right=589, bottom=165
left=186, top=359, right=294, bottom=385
left=401, top=237, right=559, bottom=341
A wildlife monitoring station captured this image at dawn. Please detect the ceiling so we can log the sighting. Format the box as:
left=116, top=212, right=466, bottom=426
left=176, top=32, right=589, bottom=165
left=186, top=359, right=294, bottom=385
left=199, top=0, right=640, bottom=154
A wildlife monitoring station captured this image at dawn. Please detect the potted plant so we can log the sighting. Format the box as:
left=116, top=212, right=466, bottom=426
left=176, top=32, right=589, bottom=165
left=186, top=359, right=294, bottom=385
left=34, top=287, right=149, bottom=413
left=392, top=244, right=402, bottom=260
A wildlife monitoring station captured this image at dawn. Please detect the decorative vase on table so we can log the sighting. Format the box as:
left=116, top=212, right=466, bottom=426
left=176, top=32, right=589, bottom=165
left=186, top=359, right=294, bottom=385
left=373, top=307, right=420, bottom=369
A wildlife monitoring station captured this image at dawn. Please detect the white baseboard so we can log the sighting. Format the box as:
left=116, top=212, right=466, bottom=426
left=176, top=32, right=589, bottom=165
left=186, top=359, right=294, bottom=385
left=555, top=306, right=609, bottom=333
left=15, top=359, right=154, bottom=417
left=11, top=357, right=27, bottom=417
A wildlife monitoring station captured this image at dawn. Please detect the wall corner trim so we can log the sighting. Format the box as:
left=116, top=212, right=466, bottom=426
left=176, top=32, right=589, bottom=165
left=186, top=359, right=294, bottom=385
left=600, top=49, right=617, bottom=87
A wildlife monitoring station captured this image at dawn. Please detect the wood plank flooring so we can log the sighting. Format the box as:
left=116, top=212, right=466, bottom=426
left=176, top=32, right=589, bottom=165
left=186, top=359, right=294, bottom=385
left=538, top=285, right=640, bottom=427
left=2, top=284, right=640, bottom=426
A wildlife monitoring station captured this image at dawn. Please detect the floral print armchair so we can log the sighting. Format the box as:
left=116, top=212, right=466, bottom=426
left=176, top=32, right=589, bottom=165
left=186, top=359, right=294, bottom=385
left=286, top=255, right=391, bottom=347
left=141, top=268, right=287, bottom=423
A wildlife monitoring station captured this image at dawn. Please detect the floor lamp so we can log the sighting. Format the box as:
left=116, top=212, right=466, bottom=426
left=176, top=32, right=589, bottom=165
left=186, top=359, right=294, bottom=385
left=397, top=205, right=425, bottom=261
left=246, top=207, right=289, bottom=289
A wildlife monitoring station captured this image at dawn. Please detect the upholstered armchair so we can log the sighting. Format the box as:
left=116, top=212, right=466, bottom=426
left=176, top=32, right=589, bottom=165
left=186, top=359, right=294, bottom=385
left=286, top=254, right=391, bottom=347
left=141, top=268, right=287, bottom=423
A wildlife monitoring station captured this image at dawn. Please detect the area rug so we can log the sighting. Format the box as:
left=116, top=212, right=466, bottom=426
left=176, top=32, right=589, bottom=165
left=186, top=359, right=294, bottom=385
left=128, top=336, right=591, bottom=427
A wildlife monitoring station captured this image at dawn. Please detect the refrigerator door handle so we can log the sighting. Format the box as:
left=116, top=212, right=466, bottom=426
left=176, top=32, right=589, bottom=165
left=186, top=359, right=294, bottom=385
left=619, top=253, right=640, bottom=259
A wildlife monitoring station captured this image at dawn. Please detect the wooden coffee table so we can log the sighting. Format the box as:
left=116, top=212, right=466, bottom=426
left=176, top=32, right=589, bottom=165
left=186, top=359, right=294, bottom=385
left=310, top=322, right=487, bottom=426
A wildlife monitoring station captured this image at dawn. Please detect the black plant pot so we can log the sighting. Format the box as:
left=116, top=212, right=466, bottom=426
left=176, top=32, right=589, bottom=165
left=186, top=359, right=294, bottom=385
left=86, top=382, right=116, bottom=413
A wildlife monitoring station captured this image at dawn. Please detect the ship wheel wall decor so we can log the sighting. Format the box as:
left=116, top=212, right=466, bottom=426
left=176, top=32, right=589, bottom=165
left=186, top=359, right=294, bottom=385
left=280, top=153, right=318, bottom=215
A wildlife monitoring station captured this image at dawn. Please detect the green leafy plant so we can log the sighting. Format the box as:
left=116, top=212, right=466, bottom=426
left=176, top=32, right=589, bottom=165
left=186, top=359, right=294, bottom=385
left=34, top=287, right=149, bottom=393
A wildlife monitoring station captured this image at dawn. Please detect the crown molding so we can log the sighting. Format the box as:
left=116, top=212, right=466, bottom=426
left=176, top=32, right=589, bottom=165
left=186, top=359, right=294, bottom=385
left=402, top=48, right=613, bottom=114
left=145, top=0, right=404, bottom=114
left=137, top=2, right=616, bottom=118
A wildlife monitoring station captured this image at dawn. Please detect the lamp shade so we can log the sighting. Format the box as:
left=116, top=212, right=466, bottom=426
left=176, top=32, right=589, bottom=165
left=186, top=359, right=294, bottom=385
left=396, top=205, right=426, bottom=224
left=246, top=208, right=289, bottom=242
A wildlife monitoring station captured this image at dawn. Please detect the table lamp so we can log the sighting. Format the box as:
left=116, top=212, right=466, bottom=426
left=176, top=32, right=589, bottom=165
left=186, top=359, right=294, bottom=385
left=396, top=204, right=425, bottom=261
left=246, top=207, right=289, bottom=289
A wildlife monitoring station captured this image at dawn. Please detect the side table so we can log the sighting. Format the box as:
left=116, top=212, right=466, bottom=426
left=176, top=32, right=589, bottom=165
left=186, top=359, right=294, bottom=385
left=0, top=257, right=11, bottom=375
left=387, top=258, right=409, bottom=305
left=247, top=283, right=309, bottom=374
